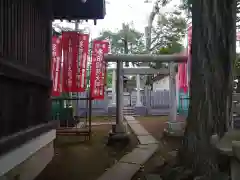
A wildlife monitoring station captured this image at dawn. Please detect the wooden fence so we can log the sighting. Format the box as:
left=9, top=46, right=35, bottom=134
left=74, top=90, right=171, bottom=116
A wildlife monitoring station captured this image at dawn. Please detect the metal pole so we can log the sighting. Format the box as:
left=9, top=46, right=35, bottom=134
left=88, top=96, right=92, bottom=139
left=71, top=21, right=79, bottom=120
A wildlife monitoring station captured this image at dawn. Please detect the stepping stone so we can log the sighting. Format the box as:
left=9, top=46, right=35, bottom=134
left=124, top=116, right=139, bottom=124
left=120, top=145, right=158, bottom=165
left=97, top=162, right=140, bottom=180
left=128, top=123, right=150, bottom=135
left=145, top=174, right=162, bottom=180
left=124, top=116, right=136, bottom=121
left=137, top=144, right=159, bottom=150
left=127, top=120, right=139, bottom=124
left=137, top=135, right=158, bottom=145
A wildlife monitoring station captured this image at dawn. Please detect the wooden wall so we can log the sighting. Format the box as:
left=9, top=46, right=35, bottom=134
left=0, top=0, right=53, bottom=139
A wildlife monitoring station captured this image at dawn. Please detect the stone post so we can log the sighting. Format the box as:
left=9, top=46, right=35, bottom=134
left=144, top=86, right=151, bottom=115
left=169, top=62, right=177, bottom=122
left=115, top=60, right=124, bottom=133
left=164, top=62, right=185, bottom=136
left=134, top=74, right=147, bottom=115
left=135, top=74, right=142, bottom=106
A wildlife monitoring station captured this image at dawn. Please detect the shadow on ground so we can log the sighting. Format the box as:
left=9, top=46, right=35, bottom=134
left=35, top=124, right=138, bottom=180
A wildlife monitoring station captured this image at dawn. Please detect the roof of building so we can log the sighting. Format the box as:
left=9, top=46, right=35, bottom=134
left=53, top=0, right=106, bottom=20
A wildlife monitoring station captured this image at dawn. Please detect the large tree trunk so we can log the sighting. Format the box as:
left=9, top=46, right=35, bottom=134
left=179, top=0, right=236, bottom=176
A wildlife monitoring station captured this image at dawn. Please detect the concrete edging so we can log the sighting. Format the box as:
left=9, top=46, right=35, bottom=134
left=96, top=116, right=159, bottom=180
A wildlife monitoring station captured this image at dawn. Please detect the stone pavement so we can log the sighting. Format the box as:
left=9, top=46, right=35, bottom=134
left=96, top=116, right=159, bottom=180
left=90, top=122, right=128, bottom=126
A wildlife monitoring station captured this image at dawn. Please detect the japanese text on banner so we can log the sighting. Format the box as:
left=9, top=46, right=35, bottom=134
left=90, top=40, right=109, bottom=99
left=62, top=31, right=78, bottom=92
left=76, top=33, right=89, bottom=92
left=51, top=36, right=62, bottom=96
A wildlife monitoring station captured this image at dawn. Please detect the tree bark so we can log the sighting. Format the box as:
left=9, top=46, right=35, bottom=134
left=179, top=0, right=236, bottom=176
left=146, top=0, right=160, bottom=51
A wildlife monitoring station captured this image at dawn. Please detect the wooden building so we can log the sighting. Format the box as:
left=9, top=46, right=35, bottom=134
left=0, top=0, right=105, bottom=179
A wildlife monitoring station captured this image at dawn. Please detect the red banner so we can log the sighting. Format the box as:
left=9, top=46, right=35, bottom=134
left=90, top=40, right=109, bottom=99
left=51, top=36, right=62, bottom=96
left=76, top=33, right=89, bottom=92
left=62, top=31, right=78, bottom=92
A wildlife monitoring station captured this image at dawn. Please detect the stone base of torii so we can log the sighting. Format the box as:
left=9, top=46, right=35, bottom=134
left=105, top=54, right=188, bottom=142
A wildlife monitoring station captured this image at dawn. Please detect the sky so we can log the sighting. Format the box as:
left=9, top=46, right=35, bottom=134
left=54, top=0, right=182, bottom=39
left=53, top=0, right=185, bottom=69
left=54, top=0, right=240, bottom=53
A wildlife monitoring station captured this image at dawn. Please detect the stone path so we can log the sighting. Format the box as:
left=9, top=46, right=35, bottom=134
left=96, top=116, right=159, bottom=180
left=77, top=122, right=126, bottom=127
left=91, top=122, right=128, bottom=126
left=91, top=122, right=113, bottom=126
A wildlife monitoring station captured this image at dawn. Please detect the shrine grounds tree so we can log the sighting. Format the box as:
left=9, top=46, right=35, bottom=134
left=181, top=0, right=240, bottom=24
left=149, top=10, right=186, bottom=55
left=145, top=7, right=186, bottom=86
left=178, top=0, right=236, bottom=177
left=95, top=24, right=145, bottom=55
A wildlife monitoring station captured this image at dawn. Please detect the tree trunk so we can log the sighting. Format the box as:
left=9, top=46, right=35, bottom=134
left=179, top=0, right=236, bottom=176
left=146, top=0, right=161, bottom=51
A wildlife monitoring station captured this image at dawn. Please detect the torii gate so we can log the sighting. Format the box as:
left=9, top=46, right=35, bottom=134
left=105, top=54, right=187, bottom=136
left=107, top=67, right=169, bottom=107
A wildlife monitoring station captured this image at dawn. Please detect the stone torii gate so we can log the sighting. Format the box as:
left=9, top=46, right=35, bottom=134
left=107, top=67, right=169, bottom=107
left=105, top=54, right=187, bottom=137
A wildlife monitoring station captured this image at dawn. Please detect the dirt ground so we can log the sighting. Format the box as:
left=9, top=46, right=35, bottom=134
left=35, top=124, right=138, bottom=180
left=137, top=116, right=182, bottom=149
left=132, top=116, right=183, bottom=180
left=137, top=116, right=167, bottom=141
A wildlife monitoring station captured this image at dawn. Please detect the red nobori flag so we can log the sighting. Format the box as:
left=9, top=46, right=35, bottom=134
left=99, top=40, right=109, bottom=99
left=62, top=31, right=78, bottom=92
left=76, top=33, right=89, bottom=92
left=90, top=40, right=109, bottom=99
left=51, top=36, right=62, bottom=96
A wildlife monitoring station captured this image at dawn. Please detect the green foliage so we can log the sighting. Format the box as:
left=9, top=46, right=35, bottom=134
left=106, top=71, right=113, bottom=87
left=148, top=42, right=183, bottom=69
left=158, top=42, right=183, bottom=54
left=146, top=10, right=185, bottom=84
left=149, top=9, right=186, bottom=54
left=149, top=9, right=186, bottom=69
left=95, top=24, right=145, bottom=54
left=179, top=0, right=192, bottom=14
left=84, top=69, right=113, bottom=88
left=146, top=42, right=183, bottom=86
